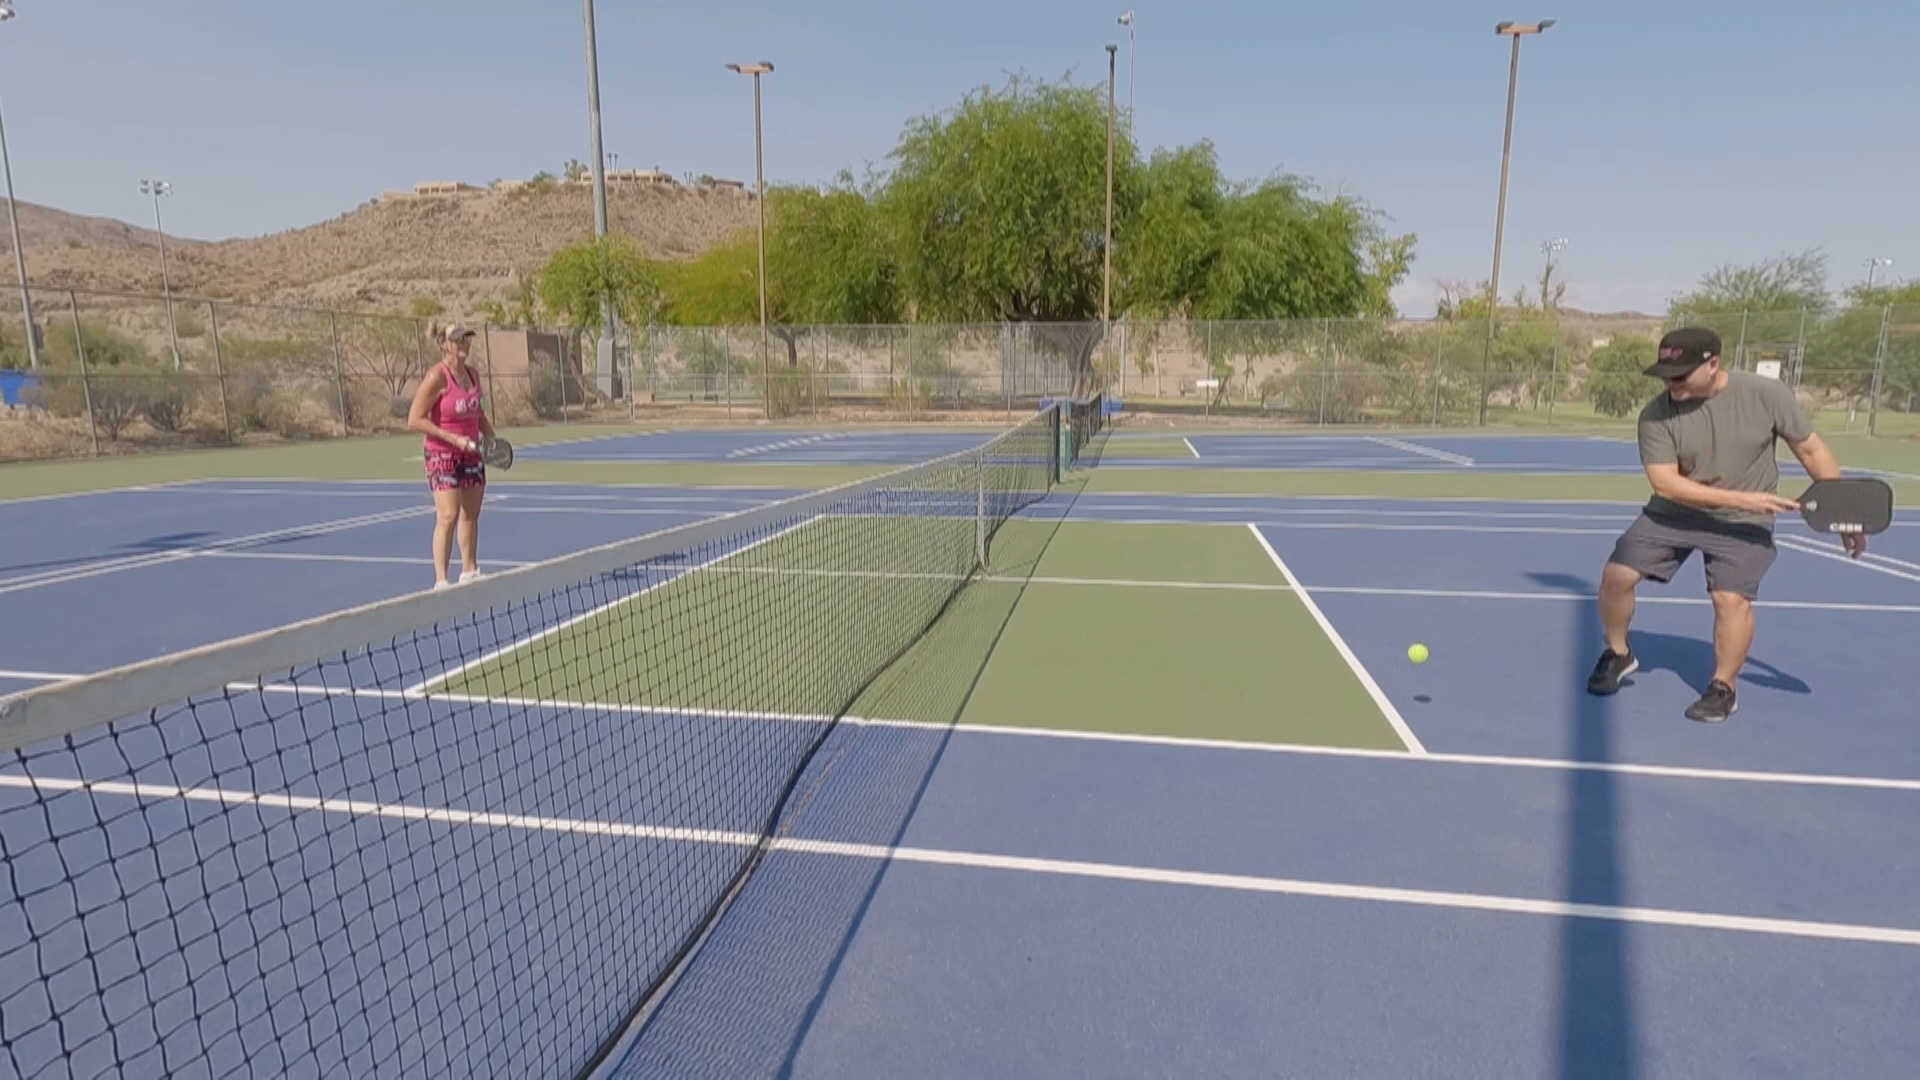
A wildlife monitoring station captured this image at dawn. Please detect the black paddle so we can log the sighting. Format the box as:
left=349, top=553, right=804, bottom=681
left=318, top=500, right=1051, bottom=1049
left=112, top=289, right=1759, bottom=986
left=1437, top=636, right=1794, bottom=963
left=480, top=434, right=514, bottom=471
left=1795, top=477, right=1893, bottom=535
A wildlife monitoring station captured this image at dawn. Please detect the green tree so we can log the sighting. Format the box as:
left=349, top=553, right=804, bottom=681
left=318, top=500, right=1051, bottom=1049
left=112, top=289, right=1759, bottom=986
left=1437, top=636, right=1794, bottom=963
left=877, top=73, right=1411, bottom=397
left=639, top=71, right=1414, bottom=404
left=1587, top=336, right=1658, bottom=419
left=1669, top=249, right=1830, bottom=316
left=534, top=234, right=664, bottom=333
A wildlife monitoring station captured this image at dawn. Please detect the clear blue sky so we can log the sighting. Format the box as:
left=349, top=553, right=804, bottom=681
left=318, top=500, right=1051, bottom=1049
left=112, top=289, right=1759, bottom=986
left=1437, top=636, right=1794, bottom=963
left=3, top=0, right=1913, bottom=317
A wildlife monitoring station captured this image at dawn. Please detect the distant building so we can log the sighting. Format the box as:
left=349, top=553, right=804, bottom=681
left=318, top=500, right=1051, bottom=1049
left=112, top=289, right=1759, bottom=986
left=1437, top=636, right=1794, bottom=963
left=413, top=181, right=480, bottom=196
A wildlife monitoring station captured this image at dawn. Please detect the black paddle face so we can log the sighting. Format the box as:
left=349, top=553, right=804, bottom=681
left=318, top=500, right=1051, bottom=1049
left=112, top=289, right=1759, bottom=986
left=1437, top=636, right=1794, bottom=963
left=483, top=436, right=514, bottom=471
left=1798, top=478, right=1893, bottom=535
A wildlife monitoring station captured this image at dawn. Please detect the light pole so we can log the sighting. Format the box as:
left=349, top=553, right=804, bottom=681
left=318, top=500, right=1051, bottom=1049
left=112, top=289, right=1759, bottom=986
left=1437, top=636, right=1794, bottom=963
left=727, top=62, right=773, bottom=418
left=1102, top=44, right=1116, bottom=402
left=140, top=178, right=182, bottom=369
left=0, top=0, right=38, bottom=369
left=1865, top=257, right=1893, bottom=290
left=581, top=0, right=616, bottom=396
left=1478, top=18, right=1555, bottom=425
left=1117, top=12, right=1135, bottom=134
left=1541, top=235, right=1567, bottom=308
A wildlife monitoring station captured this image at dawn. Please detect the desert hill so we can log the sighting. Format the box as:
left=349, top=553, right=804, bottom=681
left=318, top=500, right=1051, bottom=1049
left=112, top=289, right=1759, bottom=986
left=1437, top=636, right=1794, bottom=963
left=1, top=182, right=759, bottom=319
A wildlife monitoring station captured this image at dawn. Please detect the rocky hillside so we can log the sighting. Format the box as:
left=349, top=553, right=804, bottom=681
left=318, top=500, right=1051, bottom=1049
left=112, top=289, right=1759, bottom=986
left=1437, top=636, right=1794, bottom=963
left=1, top=183, right=758, bottom=320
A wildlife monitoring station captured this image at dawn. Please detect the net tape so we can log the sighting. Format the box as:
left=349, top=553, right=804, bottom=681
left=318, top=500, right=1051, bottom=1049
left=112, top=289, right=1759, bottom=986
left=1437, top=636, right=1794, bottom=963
left=0, top=407, right=1061, bottom=1080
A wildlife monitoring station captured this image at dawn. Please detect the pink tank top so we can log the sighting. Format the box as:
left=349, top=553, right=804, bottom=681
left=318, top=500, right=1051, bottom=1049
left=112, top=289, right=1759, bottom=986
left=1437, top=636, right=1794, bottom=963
left=426, top=362, right=483, bottom=452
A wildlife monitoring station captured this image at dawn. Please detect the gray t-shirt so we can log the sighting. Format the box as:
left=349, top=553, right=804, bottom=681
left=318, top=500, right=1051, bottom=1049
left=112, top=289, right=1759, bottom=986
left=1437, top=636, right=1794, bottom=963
left=1636, top=370, right=1814, bottom=530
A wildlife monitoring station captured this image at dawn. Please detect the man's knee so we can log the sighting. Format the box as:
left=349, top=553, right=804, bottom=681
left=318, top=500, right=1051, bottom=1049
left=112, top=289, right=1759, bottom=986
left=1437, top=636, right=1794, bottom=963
left=1710, top=589, right=1753, bottom=614
left=1600, top=561, right=1643, bottom=594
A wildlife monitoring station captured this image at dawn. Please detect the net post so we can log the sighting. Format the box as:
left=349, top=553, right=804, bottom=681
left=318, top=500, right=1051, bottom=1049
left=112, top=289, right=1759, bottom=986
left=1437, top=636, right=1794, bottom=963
left=975, top=450, right=987, bottom=571
left=1050, top=402, right=1062, bottom=484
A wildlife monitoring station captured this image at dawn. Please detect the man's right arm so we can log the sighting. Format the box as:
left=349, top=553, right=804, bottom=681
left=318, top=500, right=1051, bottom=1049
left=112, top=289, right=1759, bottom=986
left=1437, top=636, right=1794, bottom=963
left=1644, top=463, right=1798, bottom=514
left=1638, top=415, right=1796, bottom=515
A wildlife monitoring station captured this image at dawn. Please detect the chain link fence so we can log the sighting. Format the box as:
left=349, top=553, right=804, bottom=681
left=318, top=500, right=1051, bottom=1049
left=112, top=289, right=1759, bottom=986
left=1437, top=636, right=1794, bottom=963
left=4, top=286, right=1917, bottom=463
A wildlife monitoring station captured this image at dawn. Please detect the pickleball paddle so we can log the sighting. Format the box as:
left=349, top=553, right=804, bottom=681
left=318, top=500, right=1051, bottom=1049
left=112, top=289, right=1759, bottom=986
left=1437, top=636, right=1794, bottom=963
left=1796, top=477, right=1893, bottom=535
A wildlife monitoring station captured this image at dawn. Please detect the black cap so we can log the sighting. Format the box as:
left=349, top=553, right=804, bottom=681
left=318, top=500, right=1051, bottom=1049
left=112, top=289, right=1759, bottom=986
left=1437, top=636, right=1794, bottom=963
left=1646, top=327, right=1721, bottom=379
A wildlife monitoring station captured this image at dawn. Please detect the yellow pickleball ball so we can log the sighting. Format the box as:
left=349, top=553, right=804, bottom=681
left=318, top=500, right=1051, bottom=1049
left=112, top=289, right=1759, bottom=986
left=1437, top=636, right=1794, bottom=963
left=1407, top=643, right=1430, bottom=664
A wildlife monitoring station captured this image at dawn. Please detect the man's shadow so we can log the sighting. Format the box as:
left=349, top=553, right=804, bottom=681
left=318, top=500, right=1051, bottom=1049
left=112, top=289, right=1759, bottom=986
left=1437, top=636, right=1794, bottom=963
left=1528, top=572, right=1811, bottom=695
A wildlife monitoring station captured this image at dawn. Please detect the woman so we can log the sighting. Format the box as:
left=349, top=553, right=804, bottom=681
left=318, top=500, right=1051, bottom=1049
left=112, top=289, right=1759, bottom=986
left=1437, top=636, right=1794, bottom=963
left=407, top=322, right=495, bottom=589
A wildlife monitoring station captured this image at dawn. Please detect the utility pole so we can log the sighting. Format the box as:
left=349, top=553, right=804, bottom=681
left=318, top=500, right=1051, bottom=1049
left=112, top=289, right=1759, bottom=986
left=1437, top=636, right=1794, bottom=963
left=1478, top=19, right=1555, bottom=425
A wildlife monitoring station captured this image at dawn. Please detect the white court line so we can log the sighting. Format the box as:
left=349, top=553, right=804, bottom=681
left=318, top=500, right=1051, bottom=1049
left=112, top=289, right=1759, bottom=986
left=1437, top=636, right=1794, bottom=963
left=727, top=432, right=851, bottom=459
left=141, top=486, right=422, bottom=499
left=1063, top=501, right=1919, bottom=529
left=8, top=768, right=1917, bottom=947
left=1366, top=435, right=1475, bottom=466
left=1091, top=489, right=1653, bottom=507
left=160, top=485, right=778, bottom=509
left=1073, top=502, right=1639, bottom=522
left=781, top=840, right=1920, bottom=947
left=1850, top=548, right=1920, bottom=575
left=1182, top=437, right=1199, bottom=458
left=1050, top=515, right=1624, bottom=536
left=234, top=683, right=1920, bottom=793
left=1001, top=576, right=1920, bottom=613
left=0, top=479, right=202, bottom=509
left=402, top=518, right=814, bottom=696
left=488, top=506, right=708, bottom=518
left=0, top=506, right=432, bottom=598
left=190, top=476, right=802, bottom=492
left=1777, top=535, right=1920, bottom=585
left=1245, top=523, right=1426, bottom=755
left=203, top=551, right=535, bottom=570
left=0, top=669, right=81, bottom=683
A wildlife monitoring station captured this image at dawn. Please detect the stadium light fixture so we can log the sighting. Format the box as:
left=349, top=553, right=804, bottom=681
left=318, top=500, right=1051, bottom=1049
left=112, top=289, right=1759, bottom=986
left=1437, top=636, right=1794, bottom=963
left=0, top=0, right=38, bottom=369
left=1478, top=17, right=1556, bottom=424
left=727, top=62, right=775, bottom=417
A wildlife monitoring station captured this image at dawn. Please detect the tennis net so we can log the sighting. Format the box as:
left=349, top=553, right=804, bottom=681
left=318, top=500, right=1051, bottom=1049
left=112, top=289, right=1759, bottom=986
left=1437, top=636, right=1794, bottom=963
left=1067, top=392, right=1108, bottom=465
left=0, top=407, right=1062, bottom=1080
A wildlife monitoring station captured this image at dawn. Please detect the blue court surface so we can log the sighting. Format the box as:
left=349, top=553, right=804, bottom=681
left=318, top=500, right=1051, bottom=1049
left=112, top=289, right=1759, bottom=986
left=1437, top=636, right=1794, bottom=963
left=1103, top=430, right=1917, bottom=476
left=509, top=427, right=1002, bottom=466
left=3, top=456, right=1917, bottom=1078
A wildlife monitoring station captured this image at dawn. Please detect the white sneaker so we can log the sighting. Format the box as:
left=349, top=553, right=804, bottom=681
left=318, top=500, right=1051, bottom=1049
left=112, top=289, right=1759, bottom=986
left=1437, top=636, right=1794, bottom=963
left=461, top=567, right=484, bottom=583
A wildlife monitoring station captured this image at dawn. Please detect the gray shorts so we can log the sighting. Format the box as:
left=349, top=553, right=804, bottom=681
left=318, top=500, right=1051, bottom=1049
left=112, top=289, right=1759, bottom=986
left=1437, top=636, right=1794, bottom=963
left=1608, top=511, right=1778, bottom=599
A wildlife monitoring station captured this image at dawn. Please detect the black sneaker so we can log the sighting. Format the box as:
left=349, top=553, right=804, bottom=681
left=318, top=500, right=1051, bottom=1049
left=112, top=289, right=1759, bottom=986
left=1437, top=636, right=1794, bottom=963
left=1684, top=680, right=1738, bottom=723
left=1586, top=649, right=1638, bottom=695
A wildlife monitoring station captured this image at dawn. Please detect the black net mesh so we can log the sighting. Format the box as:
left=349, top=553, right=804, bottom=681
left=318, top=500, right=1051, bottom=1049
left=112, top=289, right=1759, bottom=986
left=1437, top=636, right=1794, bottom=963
left=0, top=409, right=1059, bottom=1080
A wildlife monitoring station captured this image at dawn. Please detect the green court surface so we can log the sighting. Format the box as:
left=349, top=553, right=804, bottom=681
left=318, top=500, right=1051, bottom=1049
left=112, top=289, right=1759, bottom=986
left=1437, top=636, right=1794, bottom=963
left=0, top=425, right=885, bottom=502
left=434, top=512, right=987, bottom=712
left=954, top=520, right=1407, bottom=749
left=1095, top=436, right=1198, bottom=460
left=410, top=460, right=1408, bottom=754
left=1083, top=462, right=1920, bottom=506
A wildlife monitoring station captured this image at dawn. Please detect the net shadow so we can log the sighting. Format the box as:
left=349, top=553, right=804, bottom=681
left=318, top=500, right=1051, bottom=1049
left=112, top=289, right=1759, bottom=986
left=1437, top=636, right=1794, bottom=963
left=593, top=484, right=1088, bottom=1079
left=1528, top=571, right=1639, bottom=1080
left=1, top=410, right=1063, bottom=1080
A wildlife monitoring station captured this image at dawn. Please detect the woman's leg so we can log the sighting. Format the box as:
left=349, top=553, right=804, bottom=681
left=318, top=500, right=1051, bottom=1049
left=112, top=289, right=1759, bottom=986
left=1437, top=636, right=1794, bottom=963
left=456, top=483, right=485, bottom=578
left=430, top=487, right=460, bottom=586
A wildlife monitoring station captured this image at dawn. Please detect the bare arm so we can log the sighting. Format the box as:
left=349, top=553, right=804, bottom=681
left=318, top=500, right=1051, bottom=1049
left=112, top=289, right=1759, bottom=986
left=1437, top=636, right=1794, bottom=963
left=1644, top=463, right=1798, bottom=515
left=1785, top=430, right=1866, bottom=555
left=406, top=370, right=477, bottom=451
left=1784, top=431, right=1842, bottom=481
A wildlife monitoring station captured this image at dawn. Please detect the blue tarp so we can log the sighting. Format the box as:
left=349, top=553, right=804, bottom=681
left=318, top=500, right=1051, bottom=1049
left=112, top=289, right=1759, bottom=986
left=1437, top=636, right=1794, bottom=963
left=0, top=369, right=34, bottom=407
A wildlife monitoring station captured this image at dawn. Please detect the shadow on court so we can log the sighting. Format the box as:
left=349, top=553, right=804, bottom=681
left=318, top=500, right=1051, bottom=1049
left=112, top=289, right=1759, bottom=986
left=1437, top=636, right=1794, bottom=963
left=1527, top=572, right=1812, bottom=697
left=0, top=530, right=223, bottom=577
left=1533, top=569, right=1639, bottom=1080
left=1527, top=564, right=1810, bottom=1078
left=601, top=472, right=1097, bottom=1079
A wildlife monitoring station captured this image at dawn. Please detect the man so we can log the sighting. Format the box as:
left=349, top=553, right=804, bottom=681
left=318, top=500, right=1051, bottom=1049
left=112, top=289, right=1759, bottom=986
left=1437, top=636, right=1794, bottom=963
left=1586, top=327, right=1865, bottom=722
